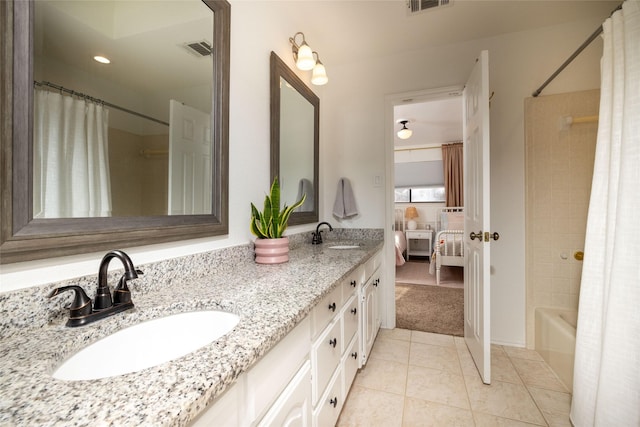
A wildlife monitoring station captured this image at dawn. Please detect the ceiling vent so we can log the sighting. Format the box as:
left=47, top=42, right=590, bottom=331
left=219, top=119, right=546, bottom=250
left=406, top=0, right=452, bottom=15
left=183, top=40, right=212, bottom=58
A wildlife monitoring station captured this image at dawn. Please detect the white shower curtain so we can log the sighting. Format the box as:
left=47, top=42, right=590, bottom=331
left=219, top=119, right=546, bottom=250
left=571, top=2, right=639, bottom=426
left=33, top=88, right=112, bottom=218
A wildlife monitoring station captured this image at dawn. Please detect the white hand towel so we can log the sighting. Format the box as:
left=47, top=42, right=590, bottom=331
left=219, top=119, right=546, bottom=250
left=333, top=178, right=359, bottom=219
left=295, top=178, right=314, bottom=212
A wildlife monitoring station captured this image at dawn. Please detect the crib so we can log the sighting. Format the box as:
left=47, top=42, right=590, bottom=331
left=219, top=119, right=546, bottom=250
left=394, top=208, right=407, bottom=266
left=432, top=207, right=464, bottom=286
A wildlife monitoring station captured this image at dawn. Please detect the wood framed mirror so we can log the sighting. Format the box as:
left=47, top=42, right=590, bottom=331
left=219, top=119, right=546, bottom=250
left=0, top=0, right=230, bottom=264
left=270, top=52, right=319, bottom=226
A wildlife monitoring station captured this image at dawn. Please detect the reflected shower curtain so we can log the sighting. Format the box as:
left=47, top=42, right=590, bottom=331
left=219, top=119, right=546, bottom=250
left=442, top=142, right=463, bottom=206
left=571, top=2, right=639, bottom=426
left=33, top=88, right=112, bottom=218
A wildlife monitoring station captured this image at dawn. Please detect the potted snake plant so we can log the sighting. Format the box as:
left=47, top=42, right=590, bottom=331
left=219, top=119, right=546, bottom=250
left=250, top=176, right=306, bottom=264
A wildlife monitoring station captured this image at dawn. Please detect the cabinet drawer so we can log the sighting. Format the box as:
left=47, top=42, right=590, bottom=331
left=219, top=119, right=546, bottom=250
left=311, top=285, right=342, bottom=338
left=341, top=295, right=358, bottom=354
left=311, top=318, right=341, bottom=405
left=341, top=267, right=362, bottom=301
left=342, top=335, right=360, bottom=397
left=313, top=368, right=343, bottom=427
left=407, top=231, right=431, bottom=239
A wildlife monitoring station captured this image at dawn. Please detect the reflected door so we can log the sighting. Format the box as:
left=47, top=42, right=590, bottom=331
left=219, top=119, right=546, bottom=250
left=168, top=100, right=212, bottom=215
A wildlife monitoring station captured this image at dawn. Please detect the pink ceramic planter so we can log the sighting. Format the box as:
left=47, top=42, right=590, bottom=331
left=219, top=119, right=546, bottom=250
left=254, top=237, right=290, bottom=264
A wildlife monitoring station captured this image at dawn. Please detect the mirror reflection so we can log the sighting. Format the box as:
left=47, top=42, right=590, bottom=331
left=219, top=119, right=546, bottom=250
left=33, top=0, right=214, bottom=218
left=279, top=77, right=315, bottom=212
left=270, top=52, right=319, bottom=225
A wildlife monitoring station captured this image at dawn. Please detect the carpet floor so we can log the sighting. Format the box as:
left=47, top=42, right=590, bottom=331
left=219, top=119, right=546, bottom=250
left=395, top=260, right=463, bottom=288
left=395, top=282, right=464, bottom=336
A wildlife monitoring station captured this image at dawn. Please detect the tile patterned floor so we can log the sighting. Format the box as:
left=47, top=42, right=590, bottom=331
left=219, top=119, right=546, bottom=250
left=337, top=329, right=572, bottom=427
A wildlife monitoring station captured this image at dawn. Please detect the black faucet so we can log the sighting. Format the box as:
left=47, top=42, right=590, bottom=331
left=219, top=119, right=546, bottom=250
left=311, top=222, right=333, bottom=245
left=49, top=250, right=142, bottom=327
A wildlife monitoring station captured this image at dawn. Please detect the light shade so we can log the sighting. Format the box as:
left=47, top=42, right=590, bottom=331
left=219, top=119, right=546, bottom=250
left=405, top=206, right=419, bottom=219
left=397, top=120, right=412, bottom=139
left=296, top=42, right=315, bottom=70
left=311, top=60, right=328, bottom=85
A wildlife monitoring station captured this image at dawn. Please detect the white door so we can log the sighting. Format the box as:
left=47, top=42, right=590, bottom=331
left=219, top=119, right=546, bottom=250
left=168, top=100, right=212, bottom=215
left=463, top=50, right=492, bottom=384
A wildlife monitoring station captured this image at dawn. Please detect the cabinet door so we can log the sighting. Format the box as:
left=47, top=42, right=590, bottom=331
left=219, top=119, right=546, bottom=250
left=189, top=382, right=239, bottom=427
left=360, top=275, right=379, bottom=366
left=341, top=294, right=358, bottom=354
left=257, top=361, right=311, bottom=427
left=311, top=318, right=342, bottom=405
left=312, top=368, right=343, bottom=427
left=342, top=335, right=360, bottom=398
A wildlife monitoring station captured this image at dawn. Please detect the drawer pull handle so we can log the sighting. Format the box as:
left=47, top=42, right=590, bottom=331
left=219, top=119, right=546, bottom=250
left=351, top=352, right=358, bottom=360
left=328, top=302, right=336, bottom=312
left=350, top=280, right=356, bottom=287
left=373, top=279, right=379, bottom=287
left=329, top=397, right=338, bottom=408
left=329, top=338, right=337, bottom=348
left=351, top=307, right=357, bottom=315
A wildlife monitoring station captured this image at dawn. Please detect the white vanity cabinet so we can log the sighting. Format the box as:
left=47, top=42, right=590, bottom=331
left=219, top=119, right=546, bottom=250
left=311, top=266, right=364, bottom=427
left=190, top=317, right=311, bottom=427
left=360, top=250, right=382, bottom=366
left=190, top=248, right=384, bottom=427
left=257, top=361, right=312, bottom=427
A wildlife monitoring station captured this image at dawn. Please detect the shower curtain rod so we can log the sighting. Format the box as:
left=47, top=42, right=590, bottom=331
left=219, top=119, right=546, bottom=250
left=532, top=2, right=623, bottom=98
left=34, top=81, right=170, bottom=127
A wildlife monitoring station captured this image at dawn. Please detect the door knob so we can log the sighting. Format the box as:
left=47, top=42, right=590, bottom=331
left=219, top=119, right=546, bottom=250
left=490, top=232, right=500, bottom=241
left=470, top=231, right=483, bottom=241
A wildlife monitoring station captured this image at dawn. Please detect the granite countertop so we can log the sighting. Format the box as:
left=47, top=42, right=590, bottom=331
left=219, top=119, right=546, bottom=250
left=0, top=235, right=383, bottom=426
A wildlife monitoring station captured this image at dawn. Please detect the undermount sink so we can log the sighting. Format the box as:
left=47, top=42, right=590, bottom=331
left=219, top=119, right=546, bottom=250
left=328, top=244, right=361, bottom=249
left=53, top=310, right=239, bottom=381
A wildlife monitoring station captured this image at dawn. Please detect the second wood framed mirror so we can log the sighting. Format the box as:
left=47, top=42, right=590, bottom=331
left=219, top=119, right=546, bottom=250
left=270, top=52, right=319, bottom=226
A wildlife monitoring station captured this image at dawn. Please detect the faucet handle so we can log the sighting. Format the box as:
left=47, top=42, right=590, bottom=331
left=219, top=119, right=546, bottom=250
left=49, top=286, right=92, bottom=320
left=114, top=269, right=143, bottom=306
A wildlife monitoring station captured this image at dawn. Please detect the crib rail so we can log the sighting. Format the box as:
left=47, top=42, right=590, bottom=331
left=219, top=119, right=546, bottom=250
left=436, top=229, right=465, bottom=257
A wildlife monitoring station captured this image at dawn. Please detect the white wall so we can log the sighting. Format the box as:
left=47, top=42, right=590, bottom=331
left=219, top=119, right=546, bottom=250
left=1, top=3, right=607, bottom=348
left=322, top=18, right=605, bottom=346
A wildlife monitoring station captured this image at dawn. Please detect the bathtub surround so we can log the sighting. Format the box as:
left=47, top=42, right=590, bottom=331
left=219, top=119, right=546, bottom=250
left=0, top=228, right=382, bottom=425
left=535, top=307, right=576, bottom=392
left=571, top=3, right=640, bottom=425
left=524, top=89, right=599, bottom=346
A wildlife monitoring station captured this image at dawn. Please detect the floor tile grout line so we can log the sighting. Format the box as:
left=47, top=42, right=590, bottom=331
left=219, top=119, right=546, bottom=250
left=504, top=349, right=556, bottom=427
left=344, top=330, right=572, bottom=426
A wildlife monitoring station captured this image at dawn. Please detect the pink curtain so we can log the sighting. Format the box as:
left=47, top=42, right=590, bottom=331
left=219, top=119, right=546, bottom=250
left=442, top=142, right=463, bottom=206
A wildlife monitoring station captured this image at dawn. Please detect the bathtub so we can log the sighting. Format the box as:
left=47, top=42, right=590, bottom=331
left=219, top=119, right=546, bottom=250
left=535, top=307, right=577, bottom=392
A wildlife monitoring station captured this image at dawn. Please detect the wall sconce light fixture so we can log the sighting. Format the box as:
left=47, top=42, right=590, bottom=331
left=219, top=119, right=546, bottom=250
left=289, top=32, right=329, bottom=86
left=397, top=120, right=413, bottom=139
left=311, top=52, right=328, bottom=86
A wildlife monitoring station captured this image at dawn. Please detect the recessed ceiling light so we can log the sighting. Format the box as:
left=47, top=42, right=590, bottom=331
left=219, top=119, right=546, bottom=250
left=93, top=55, right=110, bottom=64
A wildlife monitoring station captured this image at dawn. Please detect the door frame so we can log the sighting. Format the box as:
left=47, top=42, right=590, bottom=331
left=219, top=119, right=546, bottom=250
left=382, top=85, right=464, bottom=329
